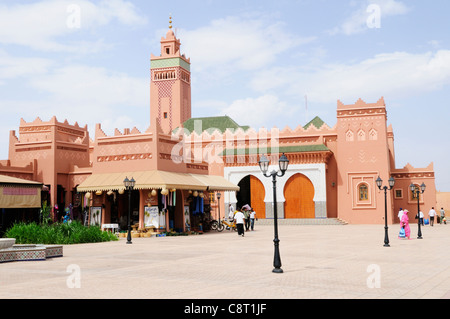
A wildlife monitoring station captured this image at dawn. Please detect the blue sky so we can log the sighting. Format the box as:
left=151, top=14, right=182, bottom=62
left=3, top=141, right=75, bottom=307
left=0, top=0, right=449, bottom=191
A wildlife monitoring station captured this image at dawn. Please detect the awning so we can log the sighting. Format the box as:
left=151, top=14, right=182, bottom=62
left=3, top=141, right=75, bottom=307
left=189, top=174, right=240, bottom=192
left=76, top=170, right=239, bottom=193
left=0, top=175, right=42, bottom=209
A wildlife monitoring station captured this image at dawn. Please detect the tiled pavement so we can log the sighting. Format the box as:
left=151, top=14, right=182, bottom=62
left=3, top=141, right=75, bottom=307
left=0, top=222, right=449, bottom=300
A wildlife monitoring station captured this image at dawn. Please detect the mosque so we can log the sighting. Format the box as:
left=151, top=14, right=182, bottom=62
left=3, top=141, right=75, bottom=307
left=0, top=22, right=437, bottom=233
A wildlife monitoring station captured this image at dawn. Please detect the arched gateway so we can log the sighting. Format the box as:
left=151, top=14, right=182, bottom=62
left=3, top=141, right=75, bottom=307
left=284, top=173, right=315, bottom=219
left=236, top=175, right=266, bottom=218
left=224, top=160, right=329, bottom=220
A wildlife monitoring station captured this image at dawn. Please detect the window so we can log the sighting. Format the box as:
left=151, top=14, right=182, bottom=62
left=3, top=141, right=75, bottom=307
left=350, top=175, right=376, bottom=209
left=163, top=112, right=168, bottom=119
left=359, top=184, right=369, bottom=201
left=166, top=48, right=170, bottom=54
left=395, top=189, right=403, bottom=199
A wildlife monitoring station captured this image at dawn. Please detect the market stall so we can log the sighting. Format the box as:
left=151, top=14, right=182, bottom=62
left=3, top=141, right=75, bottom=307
left=76, top=170, right=239, bottom=236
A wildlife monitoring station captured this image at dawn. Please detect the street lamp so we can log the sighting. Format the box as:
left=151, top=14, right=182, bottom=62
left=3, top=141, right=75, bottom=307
left=216, top=192, right=221, bottom=224
left=123, top=176, right=136, bottom=244
left=376, top=176, right=395, bottom=247
left=258, top=153, right=289, bottom=273
left=410, top=182, right=426, bottom=239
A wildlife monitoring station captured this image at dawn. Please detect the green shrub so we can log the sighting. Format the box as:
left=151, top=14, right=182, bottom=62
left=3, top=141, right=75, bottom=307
left=4, top=221, right=118, bottom=244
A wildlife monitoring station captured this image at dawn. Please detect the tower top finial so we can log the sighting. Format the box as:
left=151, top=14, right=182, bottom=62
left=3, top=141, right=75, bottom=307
left=169, top=14, right=172, bottom=29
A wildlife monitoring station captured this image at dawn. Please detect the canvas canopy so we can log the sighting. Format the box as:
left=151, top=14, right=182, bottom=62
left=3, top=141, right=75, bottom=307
left=0, top=175, right=42, bottom=209
left=76, top=170, right=239, bottom=193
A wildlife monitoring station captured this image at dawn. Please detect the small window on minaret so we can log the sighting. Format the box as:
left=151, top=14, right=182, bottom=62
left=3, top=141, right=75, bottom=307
left=164, top=112, right=168, bottom=119
left=166, top=48, right=170, bottom=54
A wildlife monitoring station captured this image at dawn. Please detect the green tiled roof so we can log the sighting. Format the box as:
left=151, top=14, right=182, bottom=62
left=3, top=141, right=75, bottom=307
left=175, top=114, right=328, bottom=135
left=175, top=116, right=250, bottom=134
left=303, top=116, right=326, bottom=130
left=151, top=57, right=190, bottom=71
left=221, top=144, right=330, bottom=156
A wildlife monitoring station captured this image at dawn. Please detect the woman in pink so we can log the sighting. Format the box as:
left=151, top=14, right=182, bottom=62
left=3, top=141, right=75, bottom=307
left=400, top=209, right=411, bottom=239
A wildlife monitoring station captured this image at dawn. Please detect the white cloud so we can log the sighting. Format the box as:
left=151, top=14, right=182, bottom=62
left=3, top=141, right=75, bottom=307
left=97, top=0, right=147, bottom=26
left=0, top=63, right=149, bottom=138
left=330, top=0, right=410, bottom=35
left=177, top=15, right=315, bottom=75
left=0, top=49, right=52, bottom=83
left=29, top=65, right=148, bottom=106
left=0, top=0, right=147, bottom=52
left=220, top=95, right=294, bottom=129
left=250, top=50, right=450, bottom=105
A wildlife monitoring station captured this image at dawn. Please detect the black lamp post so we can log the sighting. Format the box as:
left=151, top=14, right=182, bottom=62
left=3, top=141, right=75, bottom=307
left=123, top=176, right=136, bottom=244
left=410, top=182, right=426, bottom=239
left=258, top=153, right=289, bottom=273
left=376, top=176, right=395, bottom=247
left=216, top=192, right=221, bottom=224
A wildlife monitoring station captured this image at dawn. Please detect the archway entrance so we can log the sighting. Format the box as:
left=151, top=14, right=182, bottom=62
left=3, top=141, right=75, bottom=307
left=236, top=175, right=266, bottom=218
left=284, top=173, right=315, bottom=219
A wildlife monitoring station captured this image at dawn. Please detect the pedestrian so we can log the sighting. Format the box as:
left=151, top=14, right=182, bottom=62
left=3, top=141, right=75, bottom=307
left=250, top=208, right=257, bottom=231
left=419, top=210, right=424, bottom=226
left=63, top=211, right=70, bottom=224
left=234, top=208, right=245, bottom=237
left=440, top=207, right=446, bottom=224
left=428, top=207, right=437, bottom=226
left=398, top=208, right=404, bottom=223
left=243, top=208, right=250, bottom=231
left=228, top=205, right=235, bottom=222
left=400, top=209, right=411, bottom=239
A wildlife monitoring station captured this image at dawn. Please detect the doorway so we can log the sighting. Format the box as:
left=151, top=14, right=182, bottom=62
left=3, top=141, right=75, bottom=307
left=236, top=175, right=266, bottom=218
left=284, top=173, right=315, bottom=218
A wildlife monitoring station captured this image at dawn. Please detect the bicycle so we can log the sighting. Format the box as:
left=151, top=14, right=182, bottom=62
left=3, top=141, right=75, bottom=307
left=211, top=219, right=237, bottom=232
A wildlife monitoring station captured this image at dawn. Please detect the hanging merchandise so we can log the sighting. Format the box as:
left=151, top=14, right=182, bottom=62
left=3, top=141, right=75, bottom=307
left=193, top=196, right=204, bottom=215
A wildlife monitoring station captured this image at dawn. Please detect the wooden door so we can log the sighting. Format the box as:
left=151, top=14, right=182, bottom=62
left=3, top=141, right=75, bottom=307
left=284, top=174, right=315, bottom=219
left=250, top=175, right=266, bottom=219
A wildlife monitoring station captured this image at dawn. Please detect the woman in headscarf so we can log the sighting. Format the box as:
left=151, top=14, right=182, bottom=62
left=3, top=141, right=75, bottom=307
left=400, top=209, right=411, bottom=239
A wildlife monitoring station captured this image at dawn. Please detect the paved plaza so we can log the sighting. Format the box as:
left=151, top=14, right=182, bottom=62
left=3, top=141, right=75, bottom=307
left=1, top=222, right=450, bottom=300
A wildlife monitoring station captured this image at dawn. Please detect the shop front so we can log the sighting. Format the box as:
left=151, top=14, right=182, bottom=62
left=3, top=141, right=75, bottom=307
left=76, top=170, right=239, bottom=236
left=0, top=175, right=43, bottom=236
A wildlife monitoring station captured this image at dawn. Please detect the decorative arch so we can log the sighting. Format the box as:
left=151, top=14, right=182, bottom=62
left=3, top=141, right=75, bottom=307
left=346, top=129, right=354, bottom=142
left=236, top=175, right=266, bottom=218
left=369, top=128, right=378, bottom=140
left=250, top=175, right=266, bottom=219
left=283, top=173, right=315, bottom=219
left=357, top=129, right=366, bottom=141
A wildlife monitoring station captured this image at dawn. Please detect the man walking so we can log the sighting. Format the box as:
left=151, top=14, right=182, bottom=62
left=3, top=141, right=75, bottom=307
left=234, top=209, right=245, bottom=237
left=428, top=207, right=437, bottom=226
left=243, top=208, right=250, bottom=231
left=440, top=207, right=446, bottom=224
left=250, top=208, right=257, bottom=231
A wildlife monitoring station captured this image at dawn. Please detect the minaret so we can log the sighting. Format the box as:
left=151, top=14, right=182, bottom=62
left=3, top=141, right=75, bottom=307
left=150, top=16, right=191, bottom=134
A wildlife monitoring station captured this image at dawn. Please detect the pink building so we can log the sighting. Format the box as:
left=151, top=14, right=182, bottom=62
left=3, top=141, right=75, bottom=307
left=0, top=24, right=437, bottom=230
